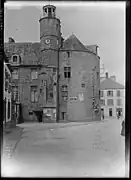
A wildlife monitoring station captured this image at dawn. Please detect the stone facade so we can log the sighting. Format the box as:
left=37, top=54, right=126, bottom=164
left=4, top=4, right=101, bottom=122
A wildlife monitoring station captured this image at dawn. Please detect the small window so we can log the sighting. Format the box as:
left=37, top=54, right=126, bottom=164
left=107, top=91, right=113, bottom=97
left=100, top=99, right=105, bottom=105
left=64, top=67, right=71, bottom=78
left=117, top=99, right=122, bottom=106
left=53, top=9, right=55, bottom=12
left=49, top=92, right=53, bottom=98
left=31, top=68, right=38, bottom=80
left=29, top=111, right=33, bottom=115
left=13, top=55, right=18, bottom=62
left=56, top=24, right=58, bottom=29
left=67, top=51, right=70, bottom=58
left=40, top=89, right=42, bottom=94
left=12, top=68, right=18, bottom=79
left=45, top=8, right=47, bottom=13
left=116, top=90, right=121, bottom=97
left=31, top=86, right=38, bottom=102
left=53, top=68, right=56, bottom=72
left=81, top=83, right=85, bottom=88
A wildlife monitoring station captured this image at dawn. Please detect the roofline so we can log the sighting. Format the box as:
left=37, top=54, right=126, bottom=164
left=60, top=49, right=99, bottom=56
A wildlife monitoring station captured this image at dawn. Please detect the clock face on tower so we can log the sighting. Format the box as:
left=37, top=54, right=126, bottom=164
left=45, top=39, right=51, bottom=45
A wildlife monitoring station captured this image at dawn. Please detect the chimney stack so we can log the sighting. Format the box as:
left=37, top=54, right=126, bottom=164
left=110, top=75, right=116, bottom=81
left=105, top=72, right=108, bottom=79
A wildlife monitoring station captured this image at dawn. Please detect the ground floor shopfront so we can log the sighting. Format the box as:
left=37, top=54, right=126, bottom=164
left=101, top=106, right=125, bottom=119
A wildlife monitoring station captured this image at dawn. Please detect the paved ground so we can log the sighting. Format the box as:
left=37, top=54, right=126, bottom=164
left=2, top=119, right=126, bottom=177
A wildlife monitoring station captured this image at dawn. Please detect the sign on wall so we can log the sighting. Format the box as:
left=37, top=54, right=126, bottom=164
left=78, top=93, right=84, bottom=102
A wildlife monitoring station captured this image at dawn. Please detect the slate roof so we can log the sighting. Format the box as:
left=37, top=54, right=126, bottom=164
left=62, top=34, right=91, bottom=52
left=100, top=78, right=125, bottom=90
left=4, top=34, right=98, bottom=65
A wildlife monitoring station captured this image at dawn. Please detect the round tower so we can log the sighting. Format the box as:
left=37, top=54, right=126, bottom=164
left=39, top=5, right=61, bottom=51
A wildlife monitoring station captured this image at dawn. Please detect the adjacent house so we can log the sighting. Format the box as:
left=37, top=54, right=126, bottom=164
left=100, top=72, right=125, bottom=119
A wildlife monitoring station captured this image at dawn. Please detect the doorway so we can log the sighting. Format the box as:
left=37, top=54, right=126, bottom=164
left=109, top=108, right=112, bottom=117
left=62, top=112, right=65, bottom=120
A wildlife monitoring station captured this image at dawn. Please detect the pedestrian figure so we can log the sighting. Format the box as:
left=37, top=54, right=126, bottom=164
left=117, top=112, right=120, bottom=119
left=102, top=114, right=104, bottom=120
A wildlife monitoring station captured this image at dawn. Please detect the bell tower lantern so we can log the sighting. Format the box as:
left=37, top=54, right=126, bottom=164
left=43, top=5, right=56, bottom=18
left=39, top=5, right=61, bottom=51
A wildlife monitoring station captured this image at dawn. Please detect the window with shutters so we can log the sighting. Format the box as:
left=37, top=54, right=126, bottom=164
left=64, top=67, right=71, bottom=78
left=107, top=99, right=114, bottom=106
left=31, top=68, right=38, bottom=80
left=107, top=90, right=113, bottom=97
left=31, top=86, right=38, bottom=102
left=116, top=90, right=121, bottom=97
left=117, top=99, right=122, bottom=106
left=12, top=68, right=18, bottom=79
left=62, top=85, right=68, bottom=101
left=12, top=86, right=18, bottom=101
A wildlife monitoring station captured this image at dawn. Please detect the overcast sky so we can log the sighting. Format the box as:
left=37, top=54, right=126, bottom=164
left=4, top=1, right=125, bottom=85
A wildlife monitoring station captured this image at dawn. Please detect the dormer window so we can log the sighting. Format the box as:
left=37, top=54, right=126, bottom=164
left=12, top=54, right=20, bottom=64
left=13, top=55, right=17, bottom=62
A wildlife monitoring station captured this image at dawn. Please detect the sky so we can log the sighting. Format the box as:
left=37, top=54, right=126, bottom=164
left=4, top=1, right=125, bottom=85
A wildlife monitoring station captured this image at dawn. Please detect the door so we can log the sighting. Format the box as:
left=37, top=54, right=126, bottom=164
left=62, top=112, right=65, bottom=120
left=109, top=108, right=112, bottom=117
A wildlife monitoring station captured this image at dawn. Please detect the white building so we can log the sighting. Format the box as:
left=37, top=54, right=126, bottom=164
left=4, top=62, right=12, bottom=125
left=100, top=73, right=125, bottom=119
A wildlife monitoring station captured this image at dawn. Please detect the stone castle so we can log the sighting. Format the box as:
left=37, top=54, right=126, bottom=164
left=4, top=5, right=101, bottom=122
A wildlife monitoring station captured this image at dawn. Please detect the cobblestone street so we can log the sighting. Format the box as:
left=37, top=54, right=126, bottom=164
left=2, top=119, right=125, bottom=177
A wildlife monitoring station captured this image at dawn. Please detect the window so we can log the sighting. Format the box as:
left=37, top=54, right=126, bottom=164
left=100, top=90, right=104, bottom=97
left=53, top=9, right=55, bottom=12
left=12, top=68, right=18, bottom=79
left=48, top=8, right=51, bottom=13
left=45, top=8, right=47, bottom=13
left=107, top=90, right=113, bottom=97
left=67, top=51, right=70, bottom=58
left=31, top=68, right=38, bottom=80
left=107, top=99, right=114, bottom=106
left=53, top=68, right=57, bottom=73
left=56, top=24, right=58, bottom=29
left=64, top=67, right=71, bottom=78
left=81, top=83, right=85, bottom=88
left=100, top=99, right=105, bottom=105
left=12, top=86, right=18, bottom=101
left=12, top=55, right=18, bottom=62
left=8, top=101, right=10, bottom=119
left=62, top=85, right=68, bottom=101
left=31, top=86, right=38, bottom=102
left=117, top=99, right=122, bottom=106
left=116, top=90, right=121, bottom=97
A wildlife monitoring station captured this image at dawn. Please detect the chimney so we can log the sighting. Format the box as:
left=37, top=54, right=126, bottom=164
left=105, top=72, right=108, bottom=79
left=110, top=75, right=116, bottom=81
